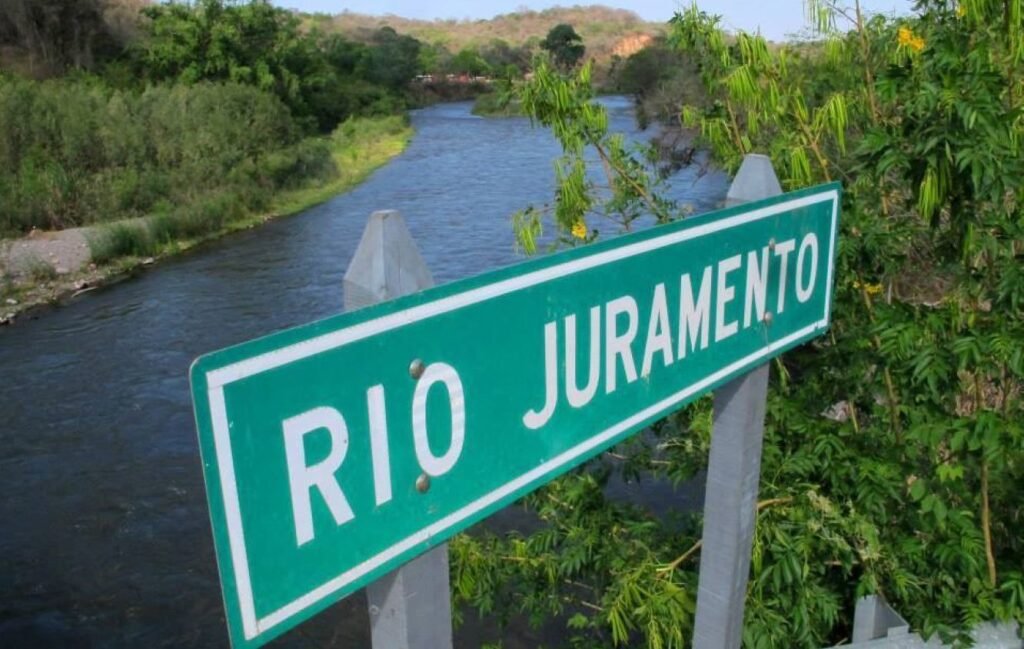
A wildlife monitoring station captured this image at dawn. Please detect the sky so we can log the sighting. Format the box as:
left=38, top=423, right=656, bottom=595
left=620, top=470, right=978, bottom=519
left=270, top=0, right=915, bottom=41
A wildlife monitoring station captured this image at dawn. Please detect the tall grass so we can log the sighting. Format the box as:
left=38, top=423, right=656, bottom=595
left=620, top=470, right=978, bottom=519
left=82, top=114, right=412, bottom=262
left=0, top=78, right=334, bottom=237
left=87, top=222, right=157, bottom=263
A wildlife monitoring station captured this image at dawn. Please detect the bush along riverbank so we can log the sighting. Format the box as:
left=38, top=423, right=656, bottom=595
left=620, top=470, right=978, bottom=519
left=0, top=112, right=412, bottom=324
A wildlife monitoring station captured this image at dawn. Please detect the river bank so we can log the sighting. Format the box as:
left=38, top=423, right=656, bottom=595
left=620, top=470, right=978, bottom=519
left=0, top=115, right=413, bottom=325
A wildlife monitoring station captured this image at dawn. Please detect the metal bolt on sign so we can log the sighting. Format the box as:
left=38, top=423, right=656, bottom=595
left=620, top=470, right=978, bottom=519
left=409, top=359, right=425, bottom=380
left=343, top=211, right=453, bottom=649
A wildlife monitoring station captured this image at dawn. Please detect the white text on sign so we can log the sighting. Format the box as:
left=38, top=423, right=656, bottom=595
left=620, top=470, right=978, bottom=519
left=278, top=232, right=818, bottom=547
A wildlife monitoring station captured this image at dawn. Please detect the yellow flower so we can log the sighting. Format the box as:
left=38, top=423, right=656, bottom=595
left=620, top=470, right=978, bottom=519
left=853, top=279, right=884, bottom=295
left=957, top=3, right=967, bottom=18
left=898, top=26, right=925, bottom=52
left=571, top=221, right=587, bottom=240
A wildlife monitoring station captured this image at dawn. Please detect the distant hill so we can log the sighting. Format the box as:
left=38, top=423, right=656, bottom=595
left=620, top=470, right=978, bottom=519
left=318, top=5, right=665, bottom=67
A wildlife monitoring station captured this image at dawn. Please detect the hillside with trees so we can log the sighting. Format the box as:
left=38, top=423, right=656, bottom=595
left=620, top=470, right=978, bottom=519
left=321, top=5, right=663, bottom=76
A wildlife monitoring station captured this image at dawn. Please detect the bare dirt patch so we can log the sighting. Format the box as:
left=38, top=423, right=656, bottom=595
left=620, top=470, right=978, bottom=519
left=1, top=227, right=91, bottom=279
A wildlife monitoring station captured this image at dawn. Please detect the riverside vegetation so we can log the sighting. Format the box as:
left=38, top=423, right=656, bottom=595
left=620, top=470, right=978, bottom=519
left=0, top=1, right=424, bottom=239
left=0, top=79, right=411, bottom=255
left=452, top=1, right=1024, bottom=648
left=0, top=0, right=420, bottom=310
left=0, top=2, right=660, bottom=309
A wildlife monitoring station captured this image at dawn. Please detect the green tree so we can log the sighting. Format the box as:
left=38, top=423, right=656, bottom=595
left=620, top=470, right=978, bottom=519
left=136, top=1, right=425, bottom=131
left=416, top=41, right=451, bottom=74
left=137, top=0, right=319, bottom=122
left=448, top=47, right=490, bottom=76
left=541, top=23, right=585, bottom=69
left=361, top=26, right=422, bottom=90
left=612, top=37, right=705, bottom=128
left=480, top=38, right=530, bottom=74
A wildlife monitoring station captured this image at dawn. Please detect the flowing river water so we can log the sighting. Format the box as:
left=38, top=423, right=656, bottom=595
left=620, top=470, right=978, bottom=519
left=0, top=97, right=728, bottom=648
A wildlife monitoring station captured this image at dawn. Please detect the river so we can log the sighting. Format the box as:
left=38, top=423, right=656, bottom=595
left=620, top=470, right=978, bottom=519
left=0, top=97, right=728, bottom=648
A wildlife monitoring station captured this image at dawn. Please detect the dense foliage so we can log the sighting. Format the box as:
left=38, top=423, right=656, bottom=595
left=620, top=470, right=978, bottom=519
left=610, top=37, right=706, bottom=130
left=0, top=78, right=328, bottom=235
left=454, top=1, right=1024, bottom=647
left=0, top=0, right=421, bottom=236
left=133, top=0, right=421, bottom=132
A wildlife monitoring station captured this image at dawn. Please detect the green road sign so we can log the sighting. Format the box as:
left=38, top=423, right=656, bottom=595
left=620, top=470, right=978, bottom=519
left=191, top=183, right=841, bottom=648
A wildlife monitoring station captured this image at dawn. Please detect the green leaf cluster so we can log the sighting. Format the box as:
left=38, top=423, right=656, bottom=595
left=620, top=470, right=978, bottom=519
left=512, top=59, right=676, bottom=254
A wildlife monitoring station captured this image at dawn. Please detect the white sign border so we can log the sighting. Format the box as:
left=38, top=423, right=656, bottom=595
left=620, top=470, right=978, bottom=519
left=204, top=189, right=840, bottom=641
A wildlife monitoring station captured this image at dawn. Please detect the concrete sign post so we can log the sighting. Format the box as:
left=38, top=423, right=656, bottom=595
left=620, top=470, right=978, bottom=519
left=693, top=154, right=783, bottom=649
left=342, top=211, right=453, bottom=649
left=190, top=179, right=840, bottom=648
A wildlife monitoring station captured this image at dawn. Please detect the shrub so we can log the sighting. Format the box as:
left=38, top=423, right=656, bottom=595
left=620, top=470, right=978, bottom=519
left=256, top=140, right=337, bottom=192
left=0, top=78, right=300, bottom=235
left=88, top=222, right=157, bottom=262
